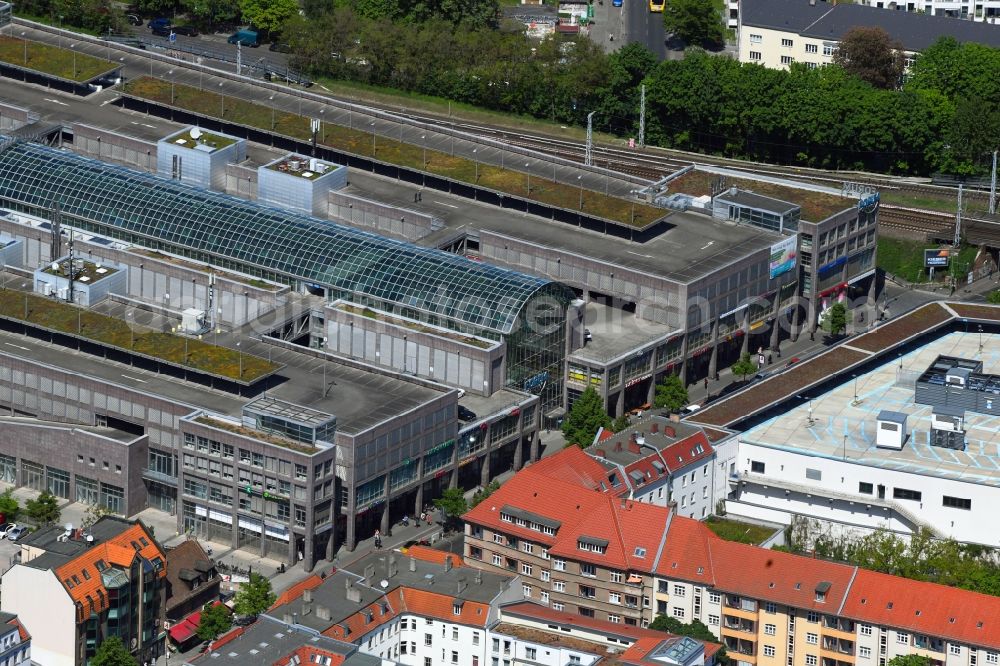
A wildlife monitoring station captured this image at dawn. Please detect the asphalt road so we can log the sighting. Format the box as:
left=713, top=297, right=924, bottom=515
left=625, top=1, right=668, bottom=60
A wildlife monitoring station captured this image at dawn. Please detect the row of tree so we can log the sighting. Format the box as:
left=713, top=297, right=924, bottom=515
left=276, top=1, right=1000, bottom=176
left=781, top=523, right=1000, bottom=597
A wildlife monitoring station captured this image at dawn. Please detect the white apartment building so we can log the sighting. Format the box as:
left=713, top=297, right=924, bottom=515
left=738, top=0, right=1000, bottom=70
left=860, top=0, right=1000, bottom=22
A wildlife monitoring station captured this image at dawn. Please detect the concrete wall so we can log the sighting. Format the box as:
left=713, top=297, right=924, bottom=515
left=328, top=191, right=442, bottom=242
left=72, top=124, right=156, bottom=172
left=0, top=102, right=33, bottom=132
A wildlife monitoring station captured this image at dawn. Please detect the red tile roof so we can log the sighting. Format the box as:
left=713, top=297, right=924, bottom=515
left=655, top=517, right=718, bottom=585
left=526, top=445, right=614, bottom=492
left=842, top=569, right=1000, bottom=650
left=7, top=616, right=29, bottom=643
left=397, top=587, right=491, bottom=628
left=273, top=646, right=345, bottom=666
left=270, top=574, right=324, bottom=610
left=403, top=545, right=464, bottom=568
left=321, top=595, right=399, bottom=641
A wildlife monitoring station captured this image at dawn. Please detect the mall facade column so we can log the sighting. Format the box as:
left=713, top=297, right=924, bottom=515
left=707, top=318, right=721, bottom=380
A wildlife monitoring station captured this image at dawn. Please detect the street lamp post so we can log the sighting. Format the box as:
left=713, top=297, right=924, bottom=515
left=979, top=324, right=984, bottom=352
left=168, top=69, right=174, bottom=104
left=269, top=95, right=276, bottom=130
left=70, top=44, right=76, bottom=80
left=852, top=374, right=858, bottom=403
left=219, top=82, right=225, bottom=117
left=237, top=341, right=243, bottom=378
left=578, top=175, right=583, bottom=210
left=524, top=162, right=530, bottom=196
left=128, top=311, right=134, bottom=351
left=421, top=134, right=426, bottom=169
left=21, top=283, right=27, bottom=320
left=21, top=32, right=27, bottom=65
left=370, top=121, right=377, bottom=157
left=473, top=148, right=478, bottom=182
left=319, top=109, right=325, bottom=142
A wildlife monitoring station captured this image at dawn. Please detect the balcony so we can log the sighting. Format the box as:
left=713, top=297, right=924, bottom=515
left=822, top=638, right=855, bottom=656
left=723, top=616, right=756, bottom=634
left=142, top=468, right=178, bottom=487
left=724, top=638, right=757, bottom=659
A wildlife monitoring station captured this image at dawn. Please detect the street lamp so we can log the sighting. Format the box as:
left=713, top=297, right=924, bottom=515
left=218, top=82, right=225, bottom=117
left=979, top=324, right=984, bottom=352
left=852, top=374, right=859, bottom=403
left=20, top=32, right=27, bottom=65
left=269, top=95, right=276, bottom=130
left=578, top=175, right=584, bottom=210
left=524, top=162, right=530, bottom=196
left=319, top=108, right=325, bottom=142
left=168, top=69, right=174, bottom=104
left=21, top=283, right=27, bottom=320
left=237, top=341, right=243, bottom=378
left=473, top=148, right=478, bottom=182
left=70, top=44, right=76, bottom=80
left=421, top=134, right=426, bottom=169
left=370, top=121, right=377, bottom=157
left=127, top=311, right=134, bottom=351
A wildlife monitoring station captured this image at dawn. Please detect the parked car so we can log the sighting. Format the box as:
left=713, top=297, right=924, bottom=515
left=227, top=29, right=259, bottom=47
left=268, top=42, right=291, bottom=53
left=126, top=14, right=143, bottom=26
left=148, top=17, right=171, bottom=31
left=457, top=406, right=477, bottom=422
left=150, top=24, right=172, bottom=37
left=172, top=25, right=198, bottom=36
left=7, top=526, right=29, bottom=542
left=0, top=523, right=15, bottom=539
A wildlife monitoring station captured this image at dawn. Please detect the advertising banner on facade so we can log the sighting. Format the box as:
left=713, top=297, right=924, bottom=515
left=769, top=235, right=798, bottom=279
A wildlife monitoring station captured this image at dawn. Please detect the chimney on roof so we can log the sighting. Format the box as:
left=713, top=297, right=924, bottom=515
left=650, top=423, right=658, bottom=434
left=346, top=585, right=362, bottom=603
left=595, top=449, right=606, bottom=457
left=364, top=564, right=376, bottom=582
left=474, top=570, right=483, bottom=585
left=388, top=555, right=398, bottom=578
left=283, top=614, right=293, bottom=625
left=664, top=425, right=676, bottom=438
left=628, top=441, right=641, bottom=454
left=614, top=441, right=623, bottom=452
left=409, top=557, right=417, bottom=573
left=670, top=414, right=680, bottom=423
left=316, top=605, right=331, bottom=621
left=303, top=589, right=313, bottom=603
left=301, top=603, right=312, bottom=616
left=445, top=556, right=453, bottom=572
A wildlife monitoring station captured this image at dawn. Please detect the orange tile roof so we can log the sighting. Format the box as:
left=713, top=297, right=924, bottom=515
left=322, top=595, right=399, bottom=641
left=7, top=616, right=29, bottom=643
left=55, top=522, right=165, bottom=622
left=273, top=646, right=345, bottom=666
left=397, top=586, right=492, bottom=628
left=842, top=569, right=1000, bottom=650
left=618, top=636, right=723, bottom=665
left=270, top=574, right=324, bottom=610
left=403, top=544, right=464, bottom=568
left=526, top=445, right=613, bottom=492
left=655, top=517, right=718, bottom=584
left=209, top=626, right=245, bottom=651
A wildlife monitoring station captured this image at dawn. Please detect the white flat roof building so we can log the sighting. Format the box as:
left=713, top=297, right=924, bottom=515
left=727, top=330, right=1000, bottom=546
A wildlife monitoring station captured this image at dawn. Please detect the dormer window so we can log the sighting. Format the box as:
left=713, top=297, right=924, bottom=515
left=577, top=536, right=609, bottom=554
left=453, top=602, right=464, bottom=615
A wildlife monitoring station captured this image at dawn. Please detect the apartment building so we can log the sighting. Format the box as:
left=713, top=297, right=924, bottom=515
left=463, top=446, right=1000, bottom=666
left=739, top=0, right=1000, bottom=70
left=0, top=613, right=32, bottom=666
left=1, top=517, right=166, bottom=666
left=463, top=447, right=672, bottom=627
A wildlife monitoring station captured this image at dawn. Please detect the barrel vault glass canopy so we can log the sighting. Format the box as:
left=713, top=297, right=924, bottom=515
left=0, top=140, right=564, bottom=335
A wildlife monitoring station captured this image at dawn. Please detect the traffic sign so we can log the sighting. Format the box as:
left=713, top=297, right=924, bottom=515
left=169, top=31, right=177, bottom=43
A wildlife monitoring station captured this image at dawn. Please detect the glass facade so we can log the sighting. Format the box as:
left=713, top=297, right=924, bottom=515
left=46, top=466, right=70, bottom=499
left=76, top=475, right=99, bottom=505
left=0, top=142, right=561, bottom=336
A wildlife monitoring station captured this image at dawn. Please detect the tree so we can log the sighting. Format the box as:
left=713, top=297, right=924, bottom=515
left=91, top=636, right=136, bottom=666
left=196, top=602, right=232, bottom=641
left=651, top=616, right=729, bottom=662
left=611, top=413, right=631, bottom=433
left=434, top=487, right=469, bottom=530
left=233, top=573, right=276, bottom=617
left=833, top=26, right=905, bottom=89
left=0, top=489, right=20, bottom=523
left=82, top=504, right=114, bottom=529
left=888, top=656, right=932, bottom=666
left=988, top=290, right=1000, bottom=304
left=182, top=0, right=241, bottom=29
left=821, top=302, right=848, bottom=337
left=561, top=386, right=611, bottom=448
left=730, top=353, right=757, bottom=382
left=470, top=480, right=500, bottom=508
left=25, top=490, right=60, bottom=526
left=653, top=374, right=689, bottom=413
left=238, top=0, right=298, bottom=33
left=662, top=0, right=724, bottom=47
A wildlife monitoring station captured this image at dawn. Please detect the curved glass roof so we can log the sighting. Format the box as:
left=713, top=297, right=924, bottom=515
left=0, top=141, right=558, bottom=334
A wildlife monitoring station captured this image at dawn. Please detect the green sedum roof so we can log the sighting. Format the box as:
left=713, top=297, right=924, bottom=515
left=0, top=141, right=563, bottom=335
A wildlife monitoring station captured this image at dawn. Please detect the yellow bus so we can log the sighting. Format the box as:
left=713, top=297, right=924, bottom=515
left=649, top=0, right=665, bottom=11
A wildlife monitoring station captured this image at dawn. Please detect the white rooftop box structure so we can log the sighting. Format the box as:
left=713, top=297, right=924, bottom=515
left=875, top=410, right=908, bottom=450
left=33, top=256, right=127, bottom=307
left=258, top=154, right=347, bottom=217
left=181, top=308, right=208, bottom=335
left=157, top=127, right=247, bottom=192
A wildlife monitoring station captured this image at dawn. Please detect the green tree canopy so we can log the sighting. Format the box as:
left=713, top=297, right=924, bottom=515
left=821, top=302, right=848, bottom=337
left=611, top=413, right=631, bottom=433
left=561, top=386, right=611, bottom=448
left=434, top=487, right=469, bottom=530
left=197, top=602, right=232, bottom=642
left=233, top=572, right=277, bottom=617
left=662, top=0, right=724, bottom=47
left=832, top=26, right=905, bottom=89
left=888, top=654, right=932, bottom=666
left=25, top=490, right=61, bottom=526
left=654, top=374, right=689, bottom=412
left=91, top=636, right=137, bottom=666
left=470, top=480, right=500, bottom=508
left=651, top=616, right=728, bottom=662
left=238, top=0, right=298, bottom=33
left=730, top=353, right=757, bottom=382
left=182, top=0, right=241, bottom=28
left=0, top=489, right=20, bottom=523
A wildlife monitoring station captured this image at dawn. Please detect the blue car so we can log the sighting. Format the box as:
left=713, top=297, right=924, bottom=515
left=613, top=0, right=623, bottom=6
left=148, top=17, right=171, bottom=31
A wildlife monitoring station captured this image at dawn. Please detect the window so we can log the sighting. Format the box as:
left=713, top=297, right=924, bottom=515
left=750, top=33, right=762, bottom=43
left=807, top=611, right=819, bottom=623
left=764, top=646, right=776, bottom=657
left=492, top=554, right=502, bottom=566
left=943, top=496, right=972, bottom=510
left=708, top=614, right=719, bottom=626
left=553, top=558, right=566, bottom=571
left=425, top=634, right=433, bottom=647
left=860, top=647, right=872, bottom=659
left=580, top=563, right=596, bottom=577
left=859, top=624, right=872, bottom=636
left=859, top=482, right=873, bottom=494
left=708, top=592, right=721, bottom=604
left=765, top=602, right=776, bottom=614
left=523, top=584, right=532, bottom=597
left=553, top=602, right=564, bottom=611
left=610, top=592, right=622, bottom=604
left=522, top=542, right=534, bottom=554
left=611, top=571, right=623, bottom=583
left=541, top=591, right=549, bottom=604
left=526, top=648, right=537, bottom=661
left=805, top=468, right=822, bottom=481
left=823, top=44, right=835, bottom=56
left=751, top=461, right=765, bottom=474
left=553, top=581, right=566, bottom=592
left=750, top=51, right=762, bottom=61
left=580, top=585, right=596, bottom=599
left=949, top=645, right=962, bottom=656
left=896, top=632, right=909, bottom=645
left=541, top=570, right=550, bottom=582
left=764, top=624, right=776, bottom=635
left=521, top=563, right=532, bottom=576
left=672, top=607, right=685, bottom=619
left=781, top=38, right=793, bottom=47
left=781, top=56, right=794, bottom=65
left=806, top=633, right=818, bottom=645
left=673, top=584, right=686, bottom=596
left=893, top=488, right=922, bottom=502
left=805, top=44, right=818, bottom=53
left=806, top=656, right=817, bottom=666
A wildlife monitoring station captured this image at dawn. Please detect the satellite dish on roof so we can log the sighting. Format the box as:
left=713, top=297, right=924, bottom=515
left=189, top=127, right=203, bottom=140
left=380, top=579, right=388, bottom=589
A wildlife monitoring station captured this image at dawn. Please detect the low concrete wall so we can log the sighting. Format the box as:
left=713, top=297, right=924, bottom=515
left=328, top=190, right=442, bottom=242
